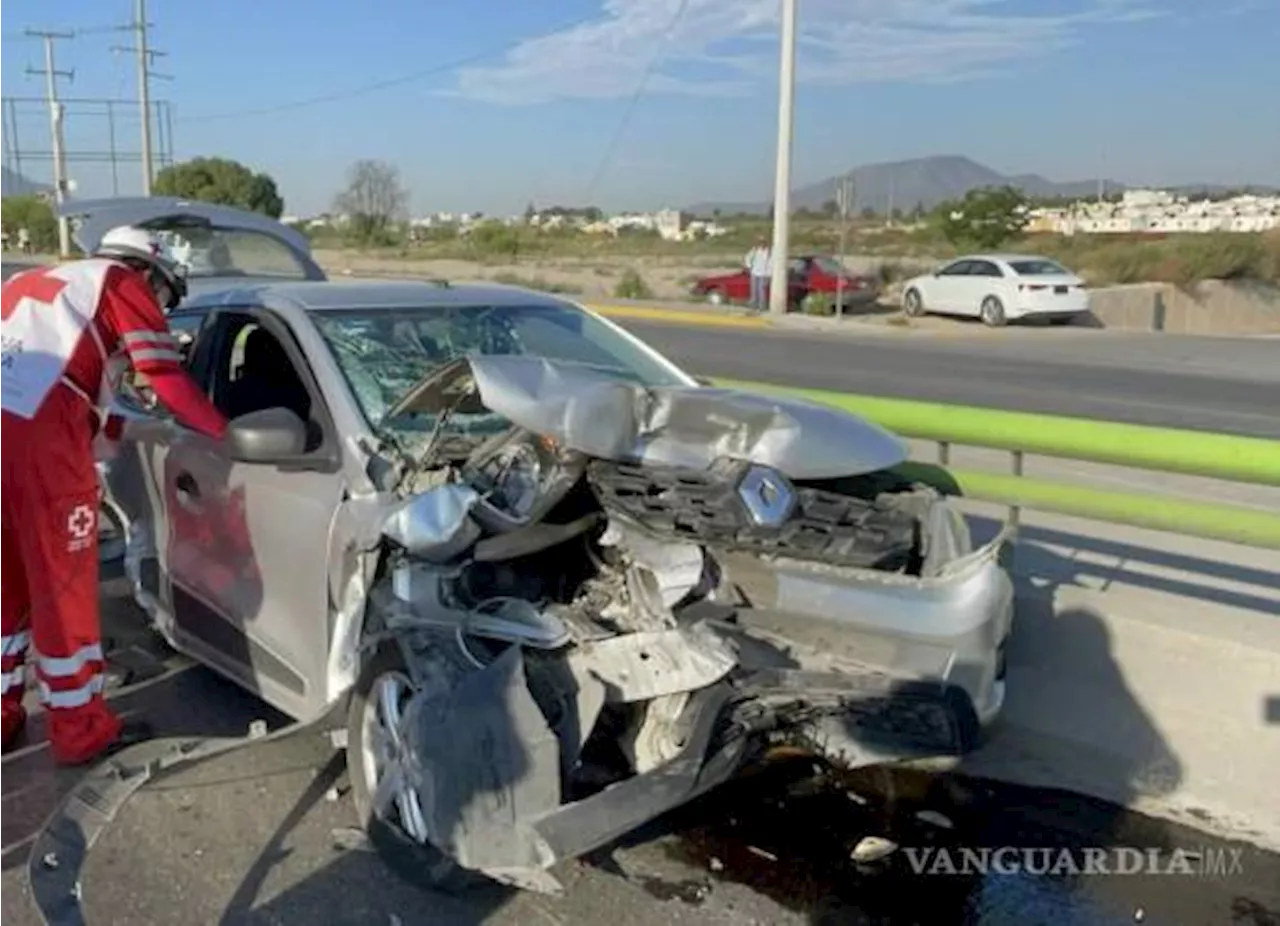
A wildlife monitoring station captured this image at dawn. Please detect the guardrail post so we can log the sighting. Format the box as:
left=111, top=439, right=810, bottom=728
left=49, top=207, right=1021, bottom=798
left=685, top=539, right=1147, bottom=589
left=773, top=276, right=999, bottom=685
left=1009, top=449, right=1024, bottom=529
left=938, top=441, right=951, bottom=465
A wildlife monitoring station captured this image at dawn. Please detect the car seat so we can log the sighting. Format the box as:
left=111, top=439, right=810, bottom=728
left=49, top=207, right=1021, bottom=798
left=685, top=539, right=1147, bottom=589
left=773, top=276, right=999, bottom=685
left=224, top=328, right=313, bottom=427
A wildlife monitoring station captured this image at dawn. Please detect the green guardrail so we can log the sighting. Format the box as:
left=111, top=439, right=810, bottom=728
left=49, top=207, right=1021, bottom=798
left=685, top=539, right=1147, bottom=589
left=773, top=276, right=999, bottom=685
left=717, top=379, right=1280, bottom=550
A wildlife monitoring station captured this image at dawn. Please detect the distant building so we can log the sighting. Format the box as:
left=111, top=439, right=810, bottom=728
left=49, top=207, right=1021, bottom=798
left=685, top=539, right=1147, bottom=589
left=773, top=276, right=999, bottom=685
left=1028, top=189, right=1279, bottom=235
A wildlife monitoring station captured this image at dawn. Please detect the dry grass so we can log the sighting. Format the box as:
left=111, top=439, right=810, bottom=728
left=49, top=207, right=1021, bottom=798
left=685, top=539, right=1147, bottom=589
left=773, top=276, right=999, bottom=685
left=310, top=223, right=1280, bottom=301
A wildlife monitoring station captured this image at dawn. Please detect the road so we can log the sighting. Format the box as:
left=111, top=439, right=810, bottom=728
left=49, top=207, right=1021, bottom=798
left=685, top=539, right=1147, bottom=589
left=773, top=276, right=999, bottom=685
left=615, top=318, right=1280, bottom=439
left=3, top=579, right=1279, bottom=925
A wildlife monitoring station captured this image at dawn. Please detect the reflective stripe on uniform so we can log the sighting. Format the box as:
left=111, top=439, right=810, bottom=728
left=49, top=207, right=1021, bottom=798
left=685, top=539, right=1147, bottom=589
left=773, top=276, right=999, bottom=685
left=1, top=632, right=30, bottom=657
left=128, top=347, right=183, bottom=364
left=1, top=666, right=24, bottom=695
left=37, top=674, right=105, bottom=710
left=37, top=642, right=104, bottom=678
left=122, top=330, right=179, bottom=349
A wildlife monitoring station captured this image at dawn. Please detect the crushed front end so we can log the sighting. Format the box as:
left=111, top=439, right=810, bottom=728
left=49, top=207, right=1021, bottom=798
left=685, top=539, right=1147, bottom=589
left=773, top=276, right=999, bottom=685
left=354, top=356, right=1015, bottom=893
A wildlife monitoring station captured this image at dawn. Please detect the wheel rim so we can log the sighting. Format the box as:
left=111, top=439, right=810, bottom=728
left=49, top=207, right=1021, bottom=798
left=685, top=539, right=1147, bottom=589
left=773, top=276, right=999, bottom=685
left=904, top=290, right=921, bottom=315
left=708, top=290, right=724, bottom=305
left=982, top=298, right=1002, bottom=324
left=360, top=670, right=429, bottom=843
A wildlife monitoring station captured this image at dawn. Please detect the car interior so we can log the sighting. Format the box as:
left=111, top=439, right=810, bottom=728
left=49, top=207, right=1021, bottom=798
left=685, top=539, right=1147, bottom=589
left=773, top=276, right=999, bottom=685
left=211, top=315, right=324, bottom=452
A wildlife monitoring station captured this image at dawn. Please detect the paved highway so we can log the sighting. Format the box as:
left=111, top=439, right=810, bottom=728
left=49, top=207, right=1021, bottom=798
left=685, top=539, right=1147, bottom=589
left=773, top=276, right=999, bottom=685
left=617, top=318, right=1280, bottom=439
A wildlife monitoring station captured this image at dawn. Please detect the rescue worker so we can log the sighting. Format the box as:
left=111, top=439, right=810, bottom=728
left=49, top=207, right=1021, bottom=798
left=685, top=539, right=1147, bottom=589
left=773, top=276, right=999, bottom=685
left=1, top=226, right=229, bottom=764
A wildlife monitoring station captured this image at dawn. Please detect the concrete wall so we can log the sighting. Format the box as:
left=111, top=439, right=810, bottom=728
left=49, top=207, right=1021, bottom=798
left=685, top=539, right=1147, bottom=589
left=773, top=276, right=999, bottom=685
left=955, top=504, right=1280, bottom=852
left=1081, top=280, right=1280, bottom=335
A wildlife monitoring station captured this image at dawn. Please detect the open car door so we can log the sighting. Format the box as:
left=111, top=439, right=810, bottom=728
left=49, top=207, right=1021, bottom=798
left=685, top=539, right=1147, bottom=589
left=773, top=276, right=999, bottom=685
left=57, top=197, right=327, bottom=295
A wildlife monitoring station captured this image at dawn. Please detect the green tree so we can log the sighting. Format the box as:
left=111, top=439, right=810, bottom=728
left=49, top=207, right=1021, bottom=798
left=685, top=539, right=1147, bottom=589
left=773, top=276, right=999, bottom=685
left=154, top=156, right=284, bottom=217
left=1, top=195, right=58, bottom=252
left=934, top=185, right=1030, bottom=249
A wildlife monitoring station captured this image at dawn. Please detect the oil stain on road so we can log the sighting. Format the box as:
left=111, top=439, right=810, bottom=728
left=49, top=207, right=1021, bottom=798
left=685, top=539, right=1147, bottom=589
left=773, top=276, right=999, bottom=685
left=592, top=758, right=1280, bottom=926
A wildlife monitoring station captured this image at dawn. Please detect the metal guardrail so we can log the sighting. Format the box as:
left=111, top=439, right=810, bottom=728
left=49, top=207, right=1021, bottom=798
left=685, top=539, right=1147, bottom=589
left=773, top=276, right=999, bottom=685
left=718, top=379, right=1280, bottom=550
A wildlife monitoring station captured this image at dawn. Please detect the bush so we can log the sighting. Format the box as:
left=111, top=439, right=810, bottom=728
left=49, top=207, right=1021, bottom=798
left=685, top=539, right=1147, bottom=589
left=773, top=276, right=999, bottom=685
left=468, top=221, right=523, bottom=261
left=801, top=292, right=837, bottom=316
left=613, top=269, right=653, bottom=300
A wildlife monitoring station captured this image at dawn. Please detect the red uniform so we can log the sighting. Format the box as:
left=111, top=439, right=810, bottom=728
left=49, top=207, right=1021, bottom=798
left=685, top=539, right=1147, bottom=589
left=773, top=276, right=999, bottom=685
left=1, top=258, right=226, bottom=764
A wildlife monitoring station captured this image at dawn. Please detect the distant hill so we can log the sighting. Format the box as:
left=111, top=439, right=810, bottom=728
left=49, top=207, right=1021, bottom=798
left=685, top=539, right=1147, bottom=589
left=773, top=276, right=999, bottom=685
left=686, top=155, right=1276, bottom=216
left=1, top=166, right=50, bottom=197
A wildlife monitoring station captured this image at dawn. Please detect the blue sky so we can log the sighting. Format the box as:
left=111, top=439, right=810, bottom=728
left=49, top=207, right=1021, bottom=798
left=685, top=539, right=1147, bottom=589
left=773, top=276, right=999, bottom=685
left=3, top=0, right=1277, bottom=215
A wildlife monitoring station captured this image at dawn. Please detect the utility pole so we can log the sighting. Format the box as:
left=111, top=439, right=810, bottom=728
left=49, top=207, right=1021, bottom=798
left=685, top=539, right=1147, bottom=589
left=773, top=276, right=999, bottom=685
left=835, top=174, right=854, bottom=317
left=767, top=0, right=798, bottom=316
left=112, top=0, right=170, bottom=195
left=26, top=29, right=75, bottom=258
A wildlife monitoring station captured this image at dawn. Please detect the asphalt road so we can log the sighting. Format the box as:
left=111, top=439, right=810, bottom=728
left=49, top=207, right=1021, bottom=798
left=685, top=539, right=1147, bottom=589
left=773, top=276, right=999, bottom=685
left=616, top=319, right=1280, bottom=439
left=3, top=581, right=1279, bottom=926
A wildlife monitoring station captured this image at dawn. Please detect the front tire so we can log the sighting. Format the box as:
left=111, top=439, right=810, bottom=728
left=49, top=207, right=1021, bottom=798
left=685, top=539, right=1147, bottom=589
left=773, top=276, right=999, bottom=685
left=980, top=296, right=1007, bottom=327
left=902, top=288, right=924, bottom=317
left=706, top=288, right=726, bottom=305
left=346, top=643, right=490, bottom=894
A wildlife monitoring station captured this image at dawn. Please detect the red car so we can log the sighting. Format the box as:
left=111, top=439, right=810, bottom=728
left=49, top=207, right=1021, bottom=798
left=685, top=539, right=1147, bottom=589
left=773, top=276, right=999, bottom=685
left=691, top=254, right=878, bottom=309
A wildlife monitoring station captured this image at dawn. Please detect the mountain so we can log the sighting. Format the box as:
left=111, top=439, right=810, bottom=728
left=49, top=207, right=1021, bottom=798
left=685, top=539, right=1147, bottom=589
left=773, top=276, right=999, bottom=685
left=689, top=155, right=1121, bottom=216
left=1, top=166, right=50, bottom=197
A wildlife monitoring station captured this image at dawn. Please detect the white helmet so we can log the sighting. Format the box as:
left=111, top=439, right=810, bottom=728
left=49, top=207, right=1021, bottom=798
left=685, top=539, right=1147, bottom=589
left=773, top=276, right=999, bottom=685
left=94, top=225, right=189, bottom=310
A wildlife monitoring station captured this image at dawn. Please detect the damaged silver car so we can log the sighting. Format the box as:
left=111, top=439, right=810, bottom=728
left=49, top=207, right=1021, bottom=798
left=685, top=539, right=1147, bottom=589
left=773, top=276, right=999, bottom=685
left=92, top=208, right=1013, bottom=895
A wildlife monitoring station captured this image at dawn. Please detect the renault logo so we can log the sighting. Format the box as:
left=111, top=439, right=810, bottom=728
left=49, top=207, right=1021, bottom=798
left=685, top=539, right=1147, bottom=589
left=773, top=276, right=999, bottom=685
left=737, top=465, right=796, bottom=527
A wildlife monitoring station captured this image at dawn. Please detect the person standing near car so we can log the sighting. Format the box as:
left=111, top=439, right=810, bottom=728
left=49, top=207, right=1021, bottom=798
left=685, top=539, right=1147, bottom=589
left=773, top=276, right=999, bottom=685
left=744, top=236, right=772, bottom=311
left=1, top=226, right=229, bottom=764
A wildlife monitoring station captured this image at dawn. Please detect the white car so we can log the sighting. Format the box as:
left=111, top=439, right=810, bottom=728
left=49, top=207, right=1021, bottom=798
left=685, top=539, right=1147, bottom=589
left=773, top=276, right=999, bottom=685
left=900, top=254, right=1090, bottom=326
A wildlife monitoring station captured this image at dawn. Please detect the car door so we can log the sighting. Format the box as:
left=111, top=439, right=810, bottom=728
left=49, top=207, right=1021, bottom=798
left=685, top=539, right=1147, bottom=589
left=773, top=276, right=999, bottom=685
left=160, top=306, right=346, bottom=720
left=965, top=259, right=1007, bottom=316
left=925, top=259, right=975, bottom=314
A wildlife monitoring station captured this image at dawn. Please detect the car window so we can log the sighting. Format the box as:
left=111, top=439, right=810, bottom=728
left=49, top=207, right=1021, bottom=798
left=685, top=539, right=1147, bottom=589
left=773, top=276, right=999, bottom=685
left=970, top=260, right=1004, bottom=277
left=168, top=312, right=207, bottom=364
left=157, top=227, right=312, bottom=280
left=938, top=260, right=972, bottom=276
left=1008, top=258, right=1069, bottom=276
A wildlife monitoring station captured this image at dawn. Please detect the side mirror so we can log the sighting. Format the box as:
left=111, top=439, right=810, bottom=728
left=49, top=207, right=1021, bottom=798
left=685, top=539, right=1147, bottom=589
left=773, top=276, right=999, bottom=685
left=226, top=407, right=307, bottom=462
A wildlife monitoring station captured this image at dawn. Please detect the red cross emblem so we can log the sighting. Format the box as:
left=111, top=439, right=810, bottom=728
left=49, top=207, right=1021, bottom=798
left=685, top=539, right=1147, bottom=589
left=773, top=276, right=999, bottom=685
left=2, top=267, right=70, bottom=321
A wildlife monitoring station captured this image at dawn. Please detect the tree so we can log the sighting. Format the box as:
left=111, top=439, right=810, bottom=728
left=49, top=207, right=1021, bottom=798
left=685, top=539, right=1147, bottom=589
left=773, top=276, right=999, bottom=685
left=1, top=195, right=58, bottom=252
left=334, top=159, right=409, bottom=245
left=154, top=156, right=284, bottom=217
left=934, top=185, right=1030, bottom=249
left=821, top=199, right=839, bottom=218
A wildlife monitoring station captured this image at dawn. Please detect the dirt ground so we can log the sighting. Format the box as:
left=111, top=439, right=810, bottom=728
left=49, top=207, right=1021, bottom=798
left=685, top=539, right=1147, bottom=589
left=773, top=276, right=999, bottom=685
left=310, top=248, right=740, bottom=300
left=310, top=249, right=937, bottom=302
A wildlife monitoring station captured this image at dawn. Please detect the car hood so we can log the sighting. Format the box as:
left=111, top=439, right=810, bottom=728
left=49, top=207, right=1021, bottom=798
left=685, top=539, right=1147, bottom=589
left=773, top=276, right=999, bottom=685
left=416, top=355, right=908, bottom=479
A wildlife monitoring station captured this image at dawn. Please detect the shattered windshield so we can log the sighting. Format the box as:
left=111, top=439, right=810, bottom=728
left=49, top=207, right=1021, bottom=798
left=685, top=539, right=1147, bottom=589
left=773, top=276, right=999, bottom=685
left=312, top=302, right=688, bottom=441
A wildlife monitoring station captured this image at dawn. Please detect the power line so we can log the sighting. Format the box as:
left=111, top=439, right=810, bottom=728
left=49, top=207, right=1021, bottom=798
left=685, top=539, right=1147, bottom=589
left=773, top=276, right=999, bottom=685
left=581, top=0, right=690, bottom=203
left=180, top=14, right=598, bottom=123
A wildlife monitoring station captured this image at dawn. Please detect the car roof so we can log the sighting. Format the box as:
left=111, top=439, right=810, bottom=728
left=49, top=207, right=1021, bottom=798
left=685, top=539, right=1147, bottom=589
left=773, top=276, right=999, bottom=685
left=178, top=279, right=582, bottom=316
left=952, top=253, right=1066, bottom=264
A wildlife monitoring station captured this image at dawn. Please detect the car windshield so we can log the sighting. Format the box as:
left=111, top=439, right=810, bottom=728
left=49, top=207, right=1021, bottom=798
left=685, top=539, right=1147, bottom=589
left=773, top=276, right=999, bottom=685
left=1008, top=258, right=1070, bottom=276
left=158, top=227, right=310, bottom=280
left=312, top=302, right=689, bottom=443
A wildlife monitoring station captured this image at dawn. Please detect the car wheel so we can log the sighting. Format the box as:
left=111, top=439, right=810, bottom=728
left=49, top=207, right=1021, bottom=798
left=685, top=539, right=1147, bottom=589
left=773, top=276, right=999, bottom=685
left=979, top=296, right=1007, bottom=327
left=346, top=643, right=491, bottom=894
left=706, top=289, right=726, bottom=305
left=902, top=288, right=924, bottom=317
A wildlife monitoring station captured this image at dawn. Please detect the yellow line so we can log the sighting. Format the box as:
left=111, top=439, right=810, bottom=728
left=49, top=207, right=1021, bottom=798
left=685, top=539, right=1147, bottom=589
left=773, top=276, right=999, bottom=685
left=586, top=303, right=773, bottom=329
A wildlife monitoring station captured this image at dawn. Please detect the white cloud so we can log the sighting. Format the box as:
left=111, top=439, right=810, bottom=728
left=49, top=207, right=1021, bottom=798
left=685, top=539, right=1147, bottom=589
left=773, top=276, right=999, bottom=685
left=453, top=0, right=1161, bottom=105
